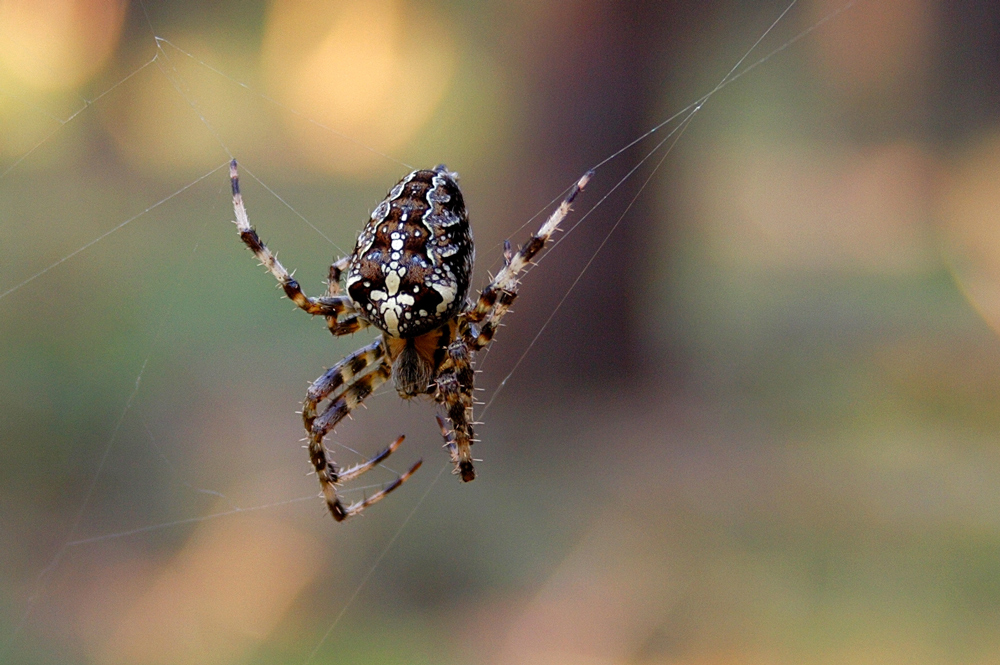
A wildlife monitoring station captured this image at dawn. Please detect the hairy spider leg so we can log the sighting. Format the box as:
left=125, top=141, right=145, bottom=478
left=303, top=339, right=386, bottom=426
left=231, top=160, right=359, bottom=322
left=302, top=341, right=422, bottom=521
left=323, top=256, right=370, bottom=337
left=324, top=312, right=368, bottom=337
left=434, top=414, right=456, bottom=456
left=462, top=170, right=593, bottom=350
left=427, top=169, right=591, bottom=480
left=325, top=255, right=352, bottom=296
left=231, top=159, right=419, bottom=521
left=307, top=358, right=421, bottom=520
left=434, top=337, right=477, bottom=481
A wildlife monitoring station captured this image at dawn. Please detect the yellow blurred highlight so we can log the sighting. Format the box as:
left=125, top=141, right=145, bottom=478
left=104, top=68, right=223, bottom=173
left=93, top=513, right=319, bottom=665
left=262, top=0, right=456, bottom=175
left=0, top=0, right=125, bottom=90
left=940, top=130, right=1000, bottom=336
left=0, top=98, right=68, bottom=163
left=101, top=39, right=258, bottom=174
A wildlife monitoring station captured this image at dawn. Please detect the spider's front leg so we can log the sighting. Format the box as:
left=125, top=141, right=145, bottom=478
left=325, top=255, right=351, bottom=297
left=230, top=160, right=357, bottom=323
left=462, top=170, right=592, bottom=350
left=435, top=338, right=477, bottom=482
left=432, top=170, right=591, bottom=481
left=321, top=257, right=371, bottom=336
left=303, top=339, right=422, bottom=521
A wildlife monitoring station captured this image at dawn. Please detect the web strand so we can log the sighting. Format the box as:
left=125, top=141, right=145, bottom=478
left=238, top=163, right=345, bottom=252
left=0, top=0, right=865, bottom=658
left=154, top=36, right=415, bottom=171
left=302, top=461, right=451, bottom=665
left=1, top=160, right=233, bottom=655
left=301, top=1, right=841, bottom=660
left=0, top=55, right=159, bottom=180
left=477, top=0, right=814, bottom=269
left=478, top=0, right=806, bottom=413
left=0, top=162, right=228, bottom=302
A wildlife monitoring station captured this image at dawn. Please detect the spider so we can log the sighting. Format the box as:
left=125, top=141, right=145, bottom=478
left=230, top=160, right=590, bottom=521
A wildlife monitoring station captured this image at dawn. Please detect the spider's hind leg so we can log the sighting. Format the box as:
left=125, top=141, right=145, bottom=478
left=303, top=340, right=421, bottom=521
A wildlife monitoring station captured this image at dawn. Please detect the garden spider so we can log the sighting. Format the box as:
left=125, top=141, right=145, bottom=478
left=231, top=160, right=590, bottom=521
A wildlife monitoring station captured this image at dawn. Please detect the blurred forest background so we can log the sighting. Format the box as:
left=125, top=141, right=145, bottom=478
left=3, top=0, right=1000, bottom=663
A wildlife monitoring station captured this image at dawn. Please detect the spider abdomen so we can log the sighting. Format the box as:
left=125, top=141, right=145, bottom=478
left=346, top=165, right=474, bottom=339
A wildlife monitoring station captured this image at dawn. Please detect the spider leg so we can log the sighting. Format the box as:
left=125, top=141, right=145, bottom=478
left=303, top=339, right=385, bottom=425
left=230, top=160, right=358, bottom=322
left=435, top=338, right=477, bottom=481
left=462, top=170, right=592, bottom=350
left=434, top=414, right=461, bottom=474
left=303, top=345, right=420, bottom=521
left=337, top=456, right=422, bottom=520
left=321, top=256, right=370, bottom=336
left=325, top=255, right=352, bottom=296
left=324, top=314, right=368, bottom=337
left=431, top=173, right=591, bottom=481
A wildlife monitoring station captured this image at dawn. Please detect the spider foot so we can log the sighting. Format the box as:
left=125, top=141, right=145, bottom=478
left=436, top=415, right=476, bottom=482
left=314, top=434, right=421, bottom=522
left=338, top=434, right=406, bottom=482
left=329, top=457, right=423, bottom=521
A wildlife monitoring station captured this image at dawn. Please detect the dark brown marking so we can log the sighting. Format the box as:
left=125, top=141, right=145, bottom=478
left=347, top=167, right=474, bottom=338
left=349, top=354, right=369, bottom=375
left=233, top=156, right=591, bottom=521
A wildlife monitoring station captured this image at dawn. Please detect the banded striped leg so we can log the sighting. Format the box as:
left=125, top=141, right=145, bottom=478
left=324, top=315, right=368, bottom=336
left=325, top=256, right=351, bottom=296
left=463, top=170, right=593, bottom=350
left=307, top=357, right=421, bottom=521
left=303, top=339, right=386, bottom=428
left=321, top=257, right=370, bottom=336
left=435, top=340, right=477, bottom=481
left=435, top=415, right=456, bottom=459
left=230, top=160, right=358, bottom=324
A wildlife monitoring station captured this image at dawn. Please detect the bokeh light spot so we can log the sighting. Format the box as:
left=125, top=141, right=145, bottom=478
left=686, top=139, right=936, bottom=274
left=92, top=513, right=319, bottom=665
left=100, top=38, right=257, bottom=175
left=0, top=0, right=126, bottom=90
left=262, top=0, right=457, bottom=175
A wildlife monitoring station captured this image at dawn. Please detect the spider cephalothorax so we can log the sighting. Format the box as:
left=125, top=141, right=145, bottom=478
left=231, top=159, right=589, bottom=521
